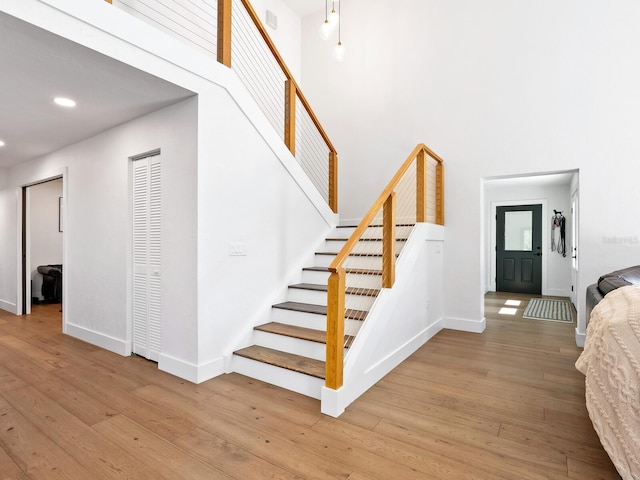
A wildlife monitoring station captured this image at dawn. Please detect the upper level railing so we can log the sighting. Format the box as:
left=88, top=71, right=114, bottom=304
left=105, top=0, right=337, bottom=213
left=325, top=144, right=444, bottom=390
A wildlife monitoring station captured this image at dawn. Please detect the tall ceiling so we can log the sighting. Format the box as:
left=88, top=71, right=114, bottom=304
left=0, top=12, right=194, bottom=169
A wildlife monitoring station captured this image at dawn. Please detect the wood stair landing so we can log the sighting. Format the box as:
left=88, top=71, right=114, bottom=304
left=234, top=345, right=325, bottom=379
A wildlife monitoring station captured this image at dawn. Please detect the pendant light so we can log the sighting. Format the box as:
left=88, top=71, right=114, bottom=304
left=328, top=1, right=339, bottom=28
left=319, top=0, right=332, bottom=40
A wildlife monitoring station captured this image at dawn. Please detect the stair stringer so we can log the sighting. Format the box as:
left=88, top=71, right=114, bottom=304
left=321, top=223, right=446, bottom=417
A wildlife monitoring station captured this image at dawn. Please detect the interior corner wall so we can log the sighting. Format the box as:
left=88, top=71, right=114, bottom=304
left=1, top=97, right=198, bottom=361
left=300, top=0, right=640, bottom=339
left=29, top=178, right=63, bottom=301
left=484, top=181, right=572, bottom=298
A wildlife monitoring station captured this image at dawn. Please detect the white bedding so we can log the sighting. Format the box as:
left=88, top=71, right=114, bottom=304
left=576, top=285, right=640, bottom=479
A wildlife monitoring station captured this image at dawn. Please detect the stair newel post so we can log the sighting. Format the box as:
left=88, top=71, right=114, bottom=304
left=436, top=161, right=444, bottom=226
left=329, top=151, right=338, bottom=214
left=326, top=268, right=345, bottom=390
left=416, top=149, right=426, bottom=223
left=284, top=80, right=296, bottom=155
left=217, top=0, right=232, bottom=67
left=382, top=192, right=396, bottom=289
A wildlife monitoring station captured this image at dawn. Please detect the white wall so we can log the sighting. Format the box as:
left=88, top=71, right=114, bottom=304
left=484, top=179, right=573, bottom=298
left=29, top=178, right=63, bottom=301
left=1, top=0, right=336, bottom=383
left=2, top=98, right=198, bottom=360
left=301, top=0, right=640, bottom=341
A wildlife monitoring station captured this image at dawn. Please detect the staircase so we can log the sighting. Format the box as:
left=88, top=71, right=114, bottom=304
left=231, top=225, right=412, bottom=399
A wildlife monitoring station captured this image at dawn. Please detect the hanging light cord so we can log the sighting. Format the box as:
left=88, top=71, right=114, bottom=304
left=337, top=1, right=341, bottom=45
left=325, top=0, right=328, bottom=22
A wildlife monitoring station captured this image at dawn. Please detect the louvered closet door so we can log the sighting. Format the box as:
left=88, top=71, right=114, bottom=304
left=132, top=154, right=162, bottom=361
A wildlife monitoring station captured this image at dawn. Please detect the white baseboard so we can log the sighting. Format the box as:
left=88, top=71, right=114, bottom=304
left=65, top=322, right=130, bottom=356
left=443, top=316, right=486, bottom=333
left=546, top=288, right=571, bottom=298
left=0, top=299, right=17, bottom=314
left=158, top=353, right=224, bottom=384
left=322, top=319, right=443, bottom=417
left=575, top=328, right=586, bottom=348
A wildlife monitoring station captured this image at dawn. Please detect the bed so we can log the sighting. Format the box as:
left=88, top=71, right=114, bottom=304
left=575, top=285, right=640, bottom=479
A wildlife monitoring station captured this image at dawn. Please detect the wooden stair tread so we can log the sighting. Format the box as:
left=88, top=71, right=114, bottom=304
left=254, top=322, right=354, bottom=345
left=290, top=283, right=380, bottom=297
left=272, top=301, right=368, bottom=320
left=234, top=345, right=325, bottom=379
left=302, top=266, right=383, bottom=276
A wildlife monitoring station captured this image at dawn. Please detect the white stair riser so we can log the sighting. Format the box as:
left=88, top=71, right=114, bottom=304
left=301, top=270, right=383, bottom=290
left=253, top=331, right=327, bottom=361
left=314, top=254, right=384, bottom=270
left=252, top=330, right=348, bottom=362
left=345, top=273, right=383, bottom=289
left=321, top=239, right=406, bottom=254
left=301, top=269, right=330, bottom=284
left=361, top=225, right=414, bottom=237
left=287, top=288, right=376, bottom=311
left=270, top=308, right=363, bottom=336
left=231, top=355, right=324, bottom=399
left=329, top=227, right=356, bottom=239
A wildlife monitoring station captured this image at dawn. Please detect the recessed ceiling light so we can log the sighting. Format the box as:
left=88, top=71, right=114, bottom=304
left=0, top=140, right=5, bottom=147
left=54, top=97, right=76, bottom=108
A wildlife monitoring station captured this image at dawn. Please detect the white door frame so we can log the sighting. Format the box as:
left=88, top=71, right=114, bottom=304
left=16, top=168, right=68, bottom=332
left=570, top=188, right=579, bottom=307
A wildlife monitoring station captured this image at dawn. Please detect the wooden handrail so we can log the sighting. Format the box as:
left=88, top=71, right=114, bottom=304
left=326, top=143, right=444, bottom=391
left=237, top=0, right=337, bottom=155
left=329, top=143, right=442, bottom=273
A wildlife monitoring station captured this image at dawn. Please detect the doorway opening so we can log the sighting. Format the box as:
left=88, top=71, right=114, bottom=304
left=484, top=170, right=579, bottom=299
left=21, top=177, right=64, bottom=326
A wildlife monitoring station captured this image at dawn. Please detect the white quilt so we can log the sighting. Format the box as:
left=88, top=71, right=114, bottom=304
left=576, top=285, right=640, bottom=480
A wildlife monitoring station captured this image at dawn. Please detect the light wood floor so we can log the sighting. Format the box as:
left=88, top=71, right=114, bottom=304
left=0, top=295, right=619, bottom=480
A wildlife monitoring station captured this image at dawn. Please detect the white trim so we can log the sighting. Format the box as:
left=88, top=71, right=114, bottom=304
left=575, top=328, right=585, bottom=348
left=489, top=199, right=548, bottom=294
left=24, top=188, right=31, bottom=315
left=322, top=318, right=443, bottom=417
left=158, top=353, right=225, bottom=384
left=0, top=300, right=17, bottom=314
left=66, top=322, right=130, bottom=356
left=16, top=169, right=68, bottom=328
left=443, top=316, right=487, bottom=333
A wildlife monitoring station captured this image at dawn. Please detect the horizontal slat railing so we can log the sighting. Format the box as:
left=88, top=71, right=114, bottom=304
left=325, top=144, right=444, bottom=390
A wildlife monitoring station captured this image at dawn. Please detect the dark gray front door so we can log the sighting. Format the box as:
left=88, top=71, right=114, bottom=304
left=496, top=204, right=542, bottom=294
